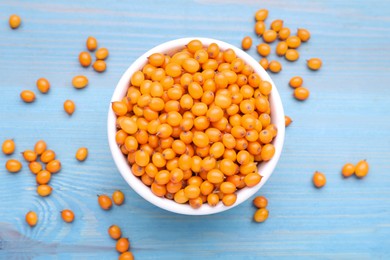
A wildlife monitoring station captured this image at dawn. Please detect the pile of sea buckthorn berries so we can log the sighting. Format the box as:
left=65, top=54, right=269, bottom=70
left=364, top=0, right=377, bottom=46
left=113, top=39, right=278, bottom=209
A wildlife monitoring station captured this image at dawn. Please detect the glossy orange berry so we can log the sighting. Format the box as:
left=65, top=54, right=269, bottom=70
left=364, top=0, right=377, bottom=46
left=262, top=30, right=277, bottom=43
left=37, top=184, right=52, bottom=197
left=61, top=209, right=75, bottom=223
left=244, top=172, right=262, bottom=187
left=25, top=211, right=38, bottom=227
left=22, top=150, right=37, bottom=162
left=64, top=100, right=76, bottom=115
left=75, top=147, right=88, bottom=161
left=289, top=76, right=303, bottom=88
left=72, top=75, right=88, bottom=89
left=254, top=208, right=269, bottom=222
left=222, top=193, right=237, bottom=206
left=116, top=238, right=130, bottom=253
left=36, top=78, right=50, bottom=93
left=255, top=9, right=268, bottom=21
left=259, top=58, right=269, bottom=70
left=257, top=43, right=271, bottom=57
left=278, top=27, right=291, bottom=40
left=254, top=21, right=266, bottom=36
left=268, top=60, right=282, bottom=73
left=20, top=90, right=36, bottom=103
left=207, top=169, right=224, bottom=184
left=260, top=144, right=275, bottom=161
left=285, top=49, right=300, bottom=61
left=108, top=225, right=122, bottom=240
left=86, top=36, right=98, bottom=51
left=294, top=87, right=310, bottom=101
left=342, top=163, right=355, bottom=178
left=79, top=51, right=92, bottom=67
left=286, top=36, right=301, bottom=49
left=207, top=43, right=220, bottom=59
left=355, top=160, right=369, bottom=178
left=207, top=193, right=220, bottom=206
left=5, top=159, right=22, bottom=173
left=270, top=19, right=283, bottom=32
left=29, top=161, right=42, bottom=174
left=313, top=171, right=326, bottom=188
left=276, top=41, right=288, bottom=56
left=46, top=160, right=61, bottom=173
left=9, top=14, right=22, bottom=29
left=95, top=47, right=109, bottom=60
left=119, top=252, right=134, bottom=260
left=285, top=116, right=292, bottom=127
left=112, top=190, right=125, bottom=205
left=241, top=36, right=252, bottom=50
left=2, top=139, right=15, bottom=155
left=98, top=194, right=113, bottom=210
left=297, top=28, right=311, bottom=42
left=187, top=39, right=203, bottom=53
left=93, top=60, right=106, bottom=72
left=36, top=170, right=51, bottom=184
left=253, top=196, right=268, bottom=208
left=307, top=58, right=322, bottom=70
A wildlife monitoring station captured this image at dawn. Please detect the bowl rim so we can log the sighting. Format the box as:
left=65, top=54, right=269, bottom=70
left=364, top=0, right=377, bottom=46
left=107, top=37, right=285, bottom=215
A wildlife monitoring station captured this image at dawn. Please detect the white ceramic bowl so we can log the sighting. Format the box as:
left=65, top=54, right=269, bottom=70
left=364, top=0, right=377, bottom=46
left=107, top=37, right=285, bottom=215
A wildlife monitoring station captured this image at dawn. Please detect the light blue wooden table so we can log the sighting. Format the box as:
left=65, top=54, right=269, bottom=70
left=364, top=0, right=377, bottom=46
left=1, top=0, right=390, bottom=259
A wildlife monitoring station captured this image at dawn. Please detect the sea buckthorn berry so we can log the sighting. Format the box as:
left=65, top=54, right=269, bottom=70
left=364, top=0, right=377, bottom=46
left=259, top=58, right=269, bottom=70
left=79, top=51, right=92, bottom=67
left=165, top=62, right=182, bottom=78
left=187, top=39, right=203, bottom=53
left=255, top=9, right=268, bottom=21
left=189, top=197, right=203, bottom=209
left=285, top=116, right=292, bottom=127
left=20, top=90, right=35, bottom=103
left=46, top=160, right=61, bottom=173
left=9, top=14, right=22, bottom=29
left=220, top=182, right=236, bottom=194
left=86, top=36, right=98, bottom=51
left=37, top=184, right=52, bottom=197
left=307, top=58, right=322, bottom=70
left=342, top=163, right=355, bottom=178
left=72, top=75, right=88, bottom=89
left=270, top=19, right=283, bottom=32
left=119, top=252, right=134, bottom=260
left=207, top=169, right=224, bottom=184
left=259, top=129, right=273, bottom=144
left=36, top=78, right=50, bottom=93
left=286, top=36, right=301, bottom=49
left=184, top=185, right=201, bottom=199
left=29, top=161, right=42, bottom=174
left=222, top=193, right=237, bottom=206
left=289, top=76, right=303, bottom=88
left=262, top=30, right=277, bottom=43
left=95, top=47, right=109, bottom=60
left=254, top=208, right=269, bottom=223
left=22, top=150, right=37, bottom=162
left=93, top=60, right=107, bottom=72
left=313, top=171, right=326, bottom=188
left=268, top=60, right=282, bottom=73
left=278, top=27, right=291, bottom=40
left=174, top=189, right=189, bottom=204
left=241, top=36, right=252, bottom=50
left=112, top=190, right=125, bottom=205
left=120, top=117, right=138, bottom=134
left=276, top=41, right=288, bottom=56
left=26, top=211, right=38, bottom=227
left=244, top=172, right=262, bottom=187
left=108, top=225, right=122, bottom=240
left=207, top=193, right=220, bottom=206
left=220, top=158, right=238, bottom=176
left=149, top=53, right=165, bottom=67
left=36, top=170, right=51, bottom=185
left=64, top=100, right=76, bottom=115
left=285, top=49, right=299, bottom=61
left=259, top=81, right=272, bottom=96
left=194, top=49, right=208, bottom=64
left=260, top=144, right=275, bottom=161
left=253, top=196, right=268, bottom=208
left=297, top=28, right=311, bottom=42
left=254, top=21, right=266, bottom=36
left=294, top=87, right=310, bottom=101
left=355, top=160, right=369, bottom=178
left=61, top=209, right=75, bottom=223
left=116, top=238, right=130, bottom=253
left=98, top=194, right=113, bottom=210
left=130, top=71, right=144, bottom=87
left=2, top=139, right=15, bottom=155
left=6, top=159, right=22, bottom=173
left=182, top=58, right=200, bottom=73
left=75, top=147, right=88, bottom=161
left=151, top=182, right=167, bottom=197
left=207, top=43, right=220, bottom=59
left=256, top=43, right=271, bottom=57
left=39, top=151, right=55, bottom=164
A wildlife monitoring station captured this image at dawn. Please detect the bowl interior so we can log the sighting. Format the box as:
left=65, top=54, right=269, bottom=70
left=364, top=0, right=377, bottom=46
left=107, top=37, right=285, bottom=215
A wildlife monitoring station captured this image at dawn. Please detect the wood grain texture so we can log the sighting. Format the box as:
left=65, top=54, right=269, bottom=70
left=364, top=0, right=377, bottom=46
left=1, top=0, right=390, bottom=259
